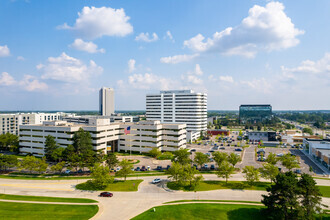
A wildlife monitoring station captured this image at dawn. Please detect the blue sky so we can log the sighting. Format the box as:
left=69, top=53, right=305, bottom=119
left=0, top=0, right=329, bottom=111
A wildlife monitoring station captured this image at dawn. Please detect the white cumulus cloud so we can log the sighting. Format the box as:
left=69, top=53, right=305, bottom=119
left=128, top=59, right=136, bottom=73
left=127, top=73, right=175, bottom=90
left=183, top=2, right=304, bottom=58
left=164, top=31, right=174, bottom=42
left=70, top=39, right=105, bottom=53
left=219, top=76, right=234, bottom=83
left=160, top=54, right=199, bottom=64
left=135, top=32, right=159, bottom=42
left=58, top=6, right=133, bottom=40
left=39, top=52, right=103, bottom=82
left=0, top=72, right=16, bottom=86
left=0, top=45, right=10, bottom=57
left=0, top=72, right=47, bottom=91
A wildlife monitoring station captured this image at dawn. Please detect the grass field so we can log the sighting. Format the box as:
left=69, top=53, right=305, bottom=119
left=0, top=194, right=97, bottom=203
left=167, top=181, right=330, bottom=198
left=167, top=181, right=272, bottom=192
left=132, top=203, right=330, bottom=220
left=163, top=200, right=262, bottom=204
left=0, top=201, right=98, bottom=220
left=76, top=179, right=143, bottom=191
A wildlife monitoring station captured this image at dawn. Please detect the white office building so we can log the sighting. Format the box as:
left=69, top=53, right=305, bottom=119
left=19, top=120, right=186, bottom=156
left=99, top=87, right=115, bottom=116
left=146, top=90, right=207, bottom=141
left=0, top=112, right=71, bottom=135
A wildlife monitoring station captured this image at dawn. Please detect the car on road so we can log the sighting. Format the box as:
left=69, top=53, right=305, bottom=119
left=152, top=178, right=161, bottom=184
left=235, top=148, right=242, bottom=151
left=99, top=192, right=113, bottom=197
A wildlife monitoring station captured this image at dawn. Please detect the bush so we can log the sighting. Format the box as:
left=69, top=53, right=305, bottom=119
left=157, top=152, right=173, bottom=160
left=76, top=180, right=105, bottom=191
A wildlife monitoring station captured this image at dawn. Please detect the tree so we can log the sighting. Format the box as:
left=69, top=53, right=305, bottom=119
left=0, top=154, right=18, bottom=171
left=72, top=128, right=96, bottom=166
left=91, top=163, right=114, bottom=189
left=228, top=153, right=241, bottom=167
left=303, top=127, right=313, bottom=135
left=35, top=157, right=48, bottom=174
left=115, top=159, right=133, bottom=181
left=105, top=153, right=119, bottom=170
left=52, top=147, right=65, bottom=162
left=0, top=133, right=19, bottom=150
left=242, top=166, right=260, bottom=186
left=19, top=155, right=38, bottom=173
left=281, top=154, right=300, bottom=171
left=298, top=174, right=325, bottom=220
left=260, top=163, right=279, bottom=183
left=50, top=161, right=65, bottom=174
left=44, top=135, right=59, bottom=161
left=212, top=152, right=228, bottom=168
left=265, top=152, right=278, bottom=165
left=262, top=172, right=301, bottom=220
left=166, top=162, right=182, bottom=182
left=172, top=149, right=191, bottom=165
left=149, top=148, right=161, bottom=158
left=194, top=152, right=209, bottom=170
left=217, top=161, right=235, bottom=184
left=179, top=164, right=200, bottom=187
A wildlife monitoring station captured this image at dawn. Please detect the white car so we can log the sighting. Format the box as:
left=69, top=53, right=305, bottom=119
left=152, top=178, right=161, bottom=184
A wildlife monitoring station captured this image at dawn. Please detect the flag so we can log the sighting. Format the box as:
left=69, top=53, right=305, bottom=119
left=124, top=126, right=131, bottom=135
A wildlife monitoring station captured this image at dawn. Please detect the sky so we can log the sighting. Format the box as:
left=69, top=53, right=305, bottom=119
left=0, top=0, right=329, bottom=111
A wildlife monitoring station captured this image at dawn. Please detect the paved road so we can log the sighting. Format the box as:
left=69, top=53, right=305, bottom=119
left=238, top=146, right=261, bottom=169
left=0, top=175, right=329, bottom=220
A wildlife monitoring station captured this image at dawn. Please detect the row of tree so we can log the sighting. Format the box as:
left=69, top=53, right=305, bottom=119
left=0, top=133, right=18, bottom=152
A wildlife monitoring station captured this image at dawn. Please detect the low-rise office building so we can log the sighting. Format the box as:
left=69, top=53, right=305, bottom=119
left=19, top=119, right=186, bottom=156
left=304, top=138, right=330, bottom=169
left=0, top=112, right=70, bottom=135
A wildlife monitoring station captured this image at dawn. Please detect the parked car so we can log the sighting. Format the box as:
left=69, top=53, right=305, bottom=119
left=152, top=178, right=161, bottom=184
left=220, top=147, right=225, bottom=150
left=64, top=169, right=71, bottom=174
left=147, top=166, right=151, bottom=171
left=166, top=165, right=171, bottom=170
left=116, top=167, right=120, bottom=172
left=190, top=149, right=196, bottom=152
left=209, top=150, right=215, bottom=153
left=276, top=153, right=284, bottom=157
left=135, top=167, right=140, bottom=171
left=227, top=144, right=230, bottom=146
left=235, top=148, right=242, bottom=151
left=294, top=169, right=301, bottom=174
left=156, top=166, right=162, bottom=171
left=198, top=143, right=201, bottom=145
left=141, top=166, right=146, bottom=171
left=210, top=164, right=215, bottom=170
left=204, top=164, right=208, bottom=169
left=99, top=192, right=113, bottom=197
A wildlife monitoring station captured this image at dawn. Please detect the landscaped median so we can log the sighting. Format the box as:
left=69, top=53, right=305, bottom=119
left=76, top=179, right=143, bottom=191
left=131, top=203, right=330, bottom=220
left=0, top=194, right=98, bottom=220
left=167, top=180, right=330, bottom=198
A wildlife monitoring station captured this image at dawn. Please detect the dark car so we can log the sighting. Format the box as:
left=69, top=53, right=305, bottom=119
left=209, top=150, right=215, bottom=153
left=294, top=169, right=301, bottom=174
left=135, top=167, right=140, bottom=171
left=210, top=164, right=215, bottom=170
left=141, top=166, right=146, bottom=171
left=220, top=147, right=225, bottom=150
left=235, top=148, right=243, bottom=151
left=99, top=192, right=113, bottom=197
left=190, top=149, right=196, bottom=152
left=156, top=166, right=162, bottom=171
left=166, top=165, right=171, bottom=170
left=227, top=144, right=230, bottom=146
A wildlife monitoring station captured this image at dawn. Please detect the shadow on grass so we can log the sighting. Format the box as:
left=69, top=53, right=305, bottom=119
left=227, top=207, right=265, bottom=220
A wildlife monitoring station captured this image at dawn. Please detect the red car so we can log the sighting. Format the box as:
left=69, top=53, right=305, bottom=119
left=99, top=192, right=113, bottom=197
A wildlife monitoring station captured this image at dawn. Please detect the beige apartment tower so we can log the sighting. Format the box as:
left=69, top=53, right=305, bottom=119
left=99, top=87, right=115, bottom=116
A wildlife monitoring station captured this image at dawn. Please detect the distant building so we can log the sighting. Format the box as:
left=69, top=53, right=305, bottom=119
left=63, top=115, right=139, bottom=124
left=248, top=131, right=276, bottom=142
left=146, top=90, right=207, bottom=141
left=99, top=87, right=115, bottom=116
left=239, top=104, right=272, bottom=123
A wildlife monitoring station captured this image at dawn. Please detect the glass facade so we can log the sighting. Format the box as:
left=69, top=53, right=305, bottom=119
left=239, top=105, right=272, bottom=123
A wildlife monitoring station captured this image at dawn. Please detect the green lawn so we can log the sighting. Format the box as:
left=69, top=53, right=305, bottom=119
left=0, top=201, right=98, bottom=220
left=131, top=203, right=330, bottom=220
left=0, top=194, right=97, bottom=203
left=163, top=200, right=262, bottom=204
left=76, top=179, right=143, bottom=191
left=167, top=181, right=330, bottom=198
left=167, top=181, right=272, bottom=191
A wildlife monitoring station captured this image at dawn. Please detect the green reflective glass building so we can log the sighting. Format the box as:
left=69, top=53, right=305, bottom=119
left=239, top=104, right=272, bottom=123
